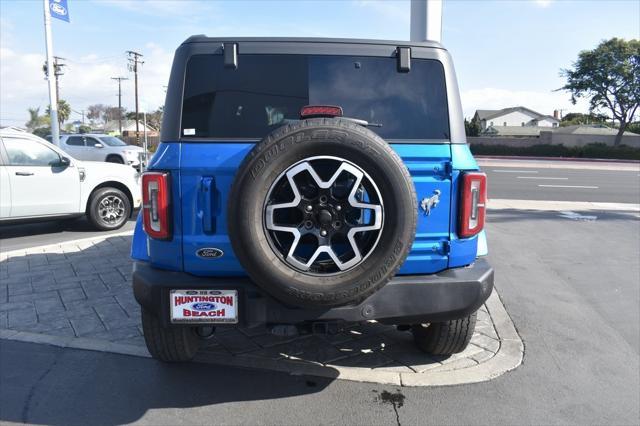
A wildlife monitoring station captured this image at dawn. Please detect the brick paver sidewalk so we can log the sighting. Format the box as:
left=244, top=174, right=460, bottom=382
left=0, top=234, right=522, bottom=386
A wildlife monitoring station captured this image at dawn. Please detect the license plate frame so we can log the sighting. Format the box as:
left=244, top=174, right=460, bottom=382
left=169, top=289, right=238, bottom=324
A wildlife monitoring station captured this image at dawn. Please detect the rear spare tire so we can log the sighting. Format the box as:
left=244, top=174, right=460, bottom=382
left=227, top=118, right=417, bottom=308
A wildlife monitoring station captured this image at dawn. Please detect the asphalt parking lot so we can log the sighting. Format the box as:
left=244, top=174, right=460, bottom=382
left=1, top=159, right=639, bottom=424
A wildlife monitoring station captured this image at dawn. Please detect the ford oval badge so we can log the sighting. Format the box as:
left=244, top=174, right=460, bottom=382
left=196, top=248, right=224, bottom=259
left=192, top=302, right=216, bottom=311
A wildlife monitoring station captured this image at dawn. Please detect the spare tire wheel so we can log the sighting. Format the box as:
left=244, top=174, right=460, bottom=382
left=227, top=118, right=417, bottom=308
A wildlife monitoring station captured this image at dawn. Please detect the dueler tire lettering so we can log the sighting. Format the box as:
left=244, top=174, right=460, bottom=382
left=228, top=118, right=417, bottom=308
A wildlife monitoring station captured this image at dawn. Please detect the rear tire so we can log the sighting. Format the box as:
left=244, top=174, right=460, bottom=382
left=141, top=309, right=199, bottom=362
left=412, top=312, right=477, bottom=355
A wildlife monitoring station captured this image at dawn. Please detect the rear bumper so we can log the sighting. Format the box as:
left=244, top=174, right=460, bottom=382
left=132, top=259, right=494, bottom=327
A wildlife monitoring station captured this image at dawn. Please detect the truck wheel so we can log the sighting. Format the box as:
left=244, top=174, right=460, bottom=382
left=227, top=118, right=417, bottom=308
left=87, top=187, right=131, bottom=231
left=411, top=312, right=477, bottom=355
left=141, top=309, right=199, bottom=362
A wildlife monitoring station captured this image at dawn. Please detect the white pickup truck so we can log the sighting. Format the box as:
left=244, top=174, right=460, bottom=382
left=0, top=129, right=141, bottom=230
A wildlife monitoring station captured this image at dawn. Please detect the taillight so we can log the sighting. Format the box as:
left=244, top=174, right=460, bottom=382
left=142, top=172, right=171, bottom=240
left=300, top=105, right=343, bottom=119
left=459, top=172, right=487, bottom=238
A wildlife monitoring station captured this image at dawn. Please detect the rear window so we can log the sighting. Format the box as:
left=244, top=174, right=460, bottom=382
left=181, top=54, right=449, bottom=140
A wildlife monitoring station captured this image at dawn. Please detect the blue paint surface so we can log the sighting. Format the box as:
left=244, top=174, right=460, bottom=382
left=131, top=140, right=487, bottom=275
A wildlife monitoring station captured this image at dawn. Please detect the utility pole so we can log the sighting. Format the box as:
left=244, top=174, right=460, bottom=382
left=53, top=56, right=65, bottom=103
left=111, top=76, right=128, bottom=135
left=127, top=51, right=144, bottom=144
left=42, top=56, right=66, bottom=128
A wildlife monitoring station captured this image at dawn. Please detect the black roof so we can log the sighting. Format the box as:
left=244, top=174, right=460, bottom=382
left=181, top=36, right=445, bottom=50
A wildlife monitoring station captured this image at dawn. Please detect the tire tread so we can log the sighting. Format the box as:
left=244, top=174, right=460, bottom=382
left=412, top=312, right=477, bottom=355
left=141, top=309, right=199, bottom=362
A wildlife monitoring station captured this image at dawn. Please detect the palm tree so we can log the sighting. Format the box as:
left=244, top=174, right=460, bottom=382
left=25, top=107, right=49, bottom=131
left=46, top=99, right=71, bottom=127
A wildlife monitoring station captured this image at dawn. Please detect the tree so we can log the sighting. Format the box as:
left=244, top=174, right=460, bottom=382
left=146, top=107, right=163, bottom=130
left=559, top=38, right=640, bottom=146
left=46, top=99, right=71, bottom=127
left=87, top=104, right=107, bottom=125
left=32, top=127, right=51, bottom=138
left=560, top=112, right=609, bottom=127
left=125, top=111, right=141, bottom=121
left=78, top=124, right=92, bottom=134
left=627, top=122, right=640, bottom=134
left=25, top=107, right=50, bottom=131
left=105, top=106, right=125, bottom=123
left=464, top=116, right=481, bottom=137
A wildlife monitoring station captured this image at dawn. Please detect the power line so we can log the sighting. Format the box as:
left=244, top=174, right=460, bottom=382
left=111, top=76, right=128, bottom=135
left=66, top=54, right=125, bottom=65
left=126, top=50, right=144, bottom=144
left=71, top=109, right=85, bottom=124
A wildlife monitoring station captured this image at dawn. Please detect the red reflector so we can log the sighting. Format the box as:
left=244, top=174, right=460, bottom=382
left=142, top=172, right=171, bottom=240
left=459, top=172, right=487, bottom=238
left=300, top=105, right=343, bottom=119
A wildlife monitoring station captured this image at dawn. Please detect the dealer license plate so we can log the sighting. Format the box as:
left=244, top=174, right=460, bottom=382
left=170, top=289, right=238, bottom=324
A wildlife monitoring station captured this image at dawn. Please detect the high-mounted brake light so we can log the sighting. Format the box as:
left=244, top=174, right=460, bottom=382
left=459, top=172, right=487, bottom=238
left=142, top=172, right=171, bottom=240
left=300, top=105, right=343, bottom=119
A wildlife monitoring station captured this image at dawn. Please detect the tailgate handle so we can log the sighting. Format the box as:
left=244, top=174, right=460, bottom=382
left=200, top=177, right=217, bottom=234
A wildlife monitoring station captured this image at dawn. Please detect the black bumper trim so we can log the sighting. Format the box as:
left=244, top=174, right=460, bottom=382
left=133, top=259, right=494, bottom=327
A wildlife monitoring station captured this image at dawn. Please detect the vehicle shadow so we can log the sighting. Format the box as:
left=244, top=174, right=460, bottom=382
left=0, top=340, right=336, bottom=425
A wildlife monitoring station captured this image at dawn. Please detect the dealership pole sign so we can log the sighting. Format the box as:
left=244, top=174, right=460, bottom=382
left=49, top=0, right=70, bottom=22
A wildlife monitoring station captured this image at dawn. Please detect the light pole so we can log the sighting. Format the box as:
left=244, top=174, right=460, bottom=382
left=43, top=0, right=60, bottom=145
left=410, top=0, right=443, bottom=43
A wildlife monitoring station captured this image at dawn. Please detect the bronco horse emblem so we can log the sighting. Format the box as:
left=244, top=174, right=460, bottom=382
left=420, top=190, right=441, bottom=216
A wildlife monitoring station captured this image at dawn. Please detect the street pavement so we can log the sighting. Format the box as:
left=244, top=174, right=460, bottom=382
left=1, top=158, right=639, bottom=424
left=1, top=208, right=638, bottom=424
left=479, top=159, right=640, bottom=203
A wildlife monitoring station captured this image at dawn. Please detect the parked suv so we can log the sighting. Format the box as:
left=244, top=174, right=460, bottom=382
left=55, top=133, right=144, bottom=168
left=0, top=129, right=141, bottom=230
left=131, top=37, right=493, bottom=362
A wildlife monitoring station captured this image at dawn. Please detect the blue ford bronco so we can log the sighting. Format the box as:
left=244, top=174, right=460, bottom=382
left=131, top=37, right=493, bottom=362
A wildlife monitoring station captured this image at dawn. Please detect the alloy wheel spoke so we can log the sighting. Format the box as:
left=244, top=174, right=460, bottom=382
left=265, top=157, right=384, bottom=274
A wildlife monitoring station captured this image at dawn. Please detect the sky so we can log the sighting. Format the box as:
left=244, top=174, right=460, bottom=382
left=1, top=0, right=639, bottom=128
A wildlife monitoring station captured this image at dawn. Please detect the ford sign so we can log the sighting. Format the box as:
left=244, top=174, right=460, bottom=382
left=49, top=0, right=70, bottom=22
left=191, top=303, right=216, bottom=311
left=196, top=248, right=224, bottom=259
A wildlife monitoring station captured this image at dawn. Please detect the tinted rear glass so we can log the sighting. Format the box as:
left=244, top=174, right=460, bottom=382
left=181, top=54, right=449, bottom=140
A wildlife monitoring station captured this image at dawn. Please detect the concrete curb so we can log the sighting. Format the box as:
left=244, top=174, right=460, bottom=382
left=0, top=290, right=523, bottom=387
left=475, top=155, right=639, bottom=164
left=1, top=230, right=134, bottom=258
left=477, top=158, right=639, bottom=171
left=488, top=199, right=640, bottom=213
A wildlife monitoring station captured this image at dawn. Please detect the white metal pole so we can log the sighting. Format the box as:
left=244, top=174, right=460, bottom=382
left=410, top=0, right=443, bottom=43
left=43, top=0, right=60, bottom=146
left=142, top=112, right=148, bottom=172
